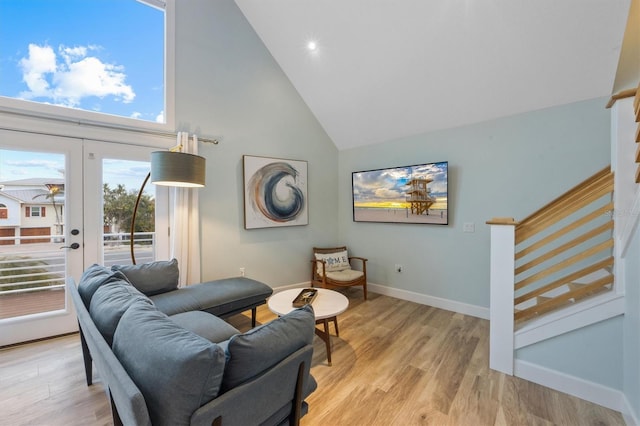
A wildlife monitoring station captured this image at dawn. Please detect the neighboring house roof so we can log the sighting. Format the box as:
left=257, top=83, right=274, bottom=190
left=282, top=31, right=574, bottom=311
left=0, top=192, right=23, bottom=203
left=0, top=190, right=61, bottom=205
left=0, top=178, right=64, bottom=187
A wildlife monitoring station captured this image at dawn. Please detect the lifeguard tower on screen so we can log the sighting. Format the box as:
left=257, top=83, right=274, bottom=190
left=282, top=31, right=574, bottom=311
left=405, top=178, right=435, bottom=215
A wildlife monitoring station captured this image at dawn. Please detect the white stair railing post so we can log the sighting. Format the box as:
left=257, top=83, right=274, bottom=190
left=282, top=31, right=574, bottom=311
left=487, top=217, right=517, bottom=375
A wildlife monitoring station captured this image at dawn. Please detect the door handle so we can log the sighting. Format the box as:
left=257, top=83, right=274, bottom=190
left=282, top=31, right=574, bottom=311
left=60, top=242, right=80, bottom=250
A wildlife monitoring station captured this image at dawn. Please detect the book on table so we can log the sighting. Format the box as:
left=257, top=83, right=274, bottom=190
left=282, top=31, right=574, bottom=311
left=292, top=288, right=318, bottom=307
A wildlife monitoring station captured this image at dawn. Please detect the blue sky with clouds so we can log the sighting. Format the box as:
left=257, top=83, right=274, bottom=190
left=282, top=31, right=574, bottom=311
left=0, top=1, right=161, bottom=192
left=0, top=0, right=164, bottom=123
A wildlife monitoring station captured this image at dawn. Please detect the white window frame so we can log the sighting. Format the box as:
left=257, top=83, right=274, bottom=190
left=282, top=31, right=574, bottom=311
left=29, top=206, right=42, bottom=217
left=0, top=0, right=175, bottom=136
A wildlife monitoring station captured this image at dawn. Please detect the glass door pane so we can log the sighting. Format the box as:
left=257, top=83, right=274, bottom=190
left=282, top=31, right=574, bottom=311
left=82, top=140, right=169, bottom=269
left=0, top=131, right=83, bottom=346
left=0, top=150, right=67, bottom=319
left=102, top=159, right=155, bottom=266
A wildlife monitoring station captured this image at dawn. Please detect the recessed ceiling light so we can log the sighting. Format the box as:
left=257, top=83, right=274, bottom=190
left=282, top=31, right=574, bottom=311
left=307, top=41, right=318, bottom=51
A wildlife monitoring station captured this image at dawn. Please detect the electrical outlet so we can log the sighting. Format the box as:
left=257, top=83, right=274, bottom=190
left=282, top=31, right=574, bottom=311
left=463, top=222, right=475, bottom=233
left=395, top=264, right=403, bottom=273
left=239, top=267, right=245, bottom=277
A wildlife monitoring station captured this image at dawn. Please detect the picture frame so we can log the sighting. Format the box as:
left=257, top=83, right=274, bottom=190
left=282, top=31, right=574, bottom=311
left=243, top=155, right=309, bottom=229
left=352, top=161, right=448, bottom=225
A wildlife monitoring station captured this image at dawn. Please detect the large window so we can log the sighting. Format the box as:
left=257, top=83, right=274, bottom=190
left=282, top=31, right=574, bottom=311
left=0, top=0, right=172, bottom=128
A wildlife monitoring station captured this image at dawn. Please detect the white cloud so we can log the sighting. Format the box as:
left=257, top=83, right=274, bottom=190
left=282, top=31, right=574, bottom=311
left=18, top=43, right=135, bottom=107
left=155, top=110, right=164, bottom=123
left=19, top=44, right=57, bottom=97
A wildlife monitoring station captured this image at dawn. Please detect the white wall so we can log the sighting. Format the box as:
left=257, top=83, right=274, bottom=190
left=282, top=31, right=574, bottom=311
left=173, top=0, right=339, bottom=287
left=613, top=97, right=640, bottom=422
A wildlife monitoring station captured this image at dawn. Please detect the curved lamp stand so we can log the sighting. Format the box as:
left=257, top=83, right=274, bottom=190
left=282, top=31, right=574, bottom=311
left=130, top=151, right=206, bottom=265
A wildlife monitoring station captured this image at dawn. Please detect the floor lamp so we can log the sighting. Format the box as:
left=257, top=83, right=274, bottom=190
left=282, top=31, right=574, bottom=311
left=130, top=150, right=206, bottom=265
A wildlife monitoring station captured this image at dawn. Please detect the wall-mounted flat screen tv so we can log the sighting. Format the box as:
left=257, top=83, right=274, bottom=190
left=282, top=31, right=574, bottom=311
left=352, top=161, right=448, bottom=225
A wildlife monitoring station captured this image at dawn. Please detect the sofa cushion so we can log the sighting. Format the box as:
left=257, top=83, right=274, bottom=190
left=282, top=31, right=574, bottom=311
left=315, top=250, right=350, bottom=275
left=169, top=311, right=239, bottom=343
left=77, top=263, right=130, bottom=307
left=89, top=280, right=152, bottom=346
left=221, top=304, right=315, bottom=392
left=113, top=302, right=226, bottom=426
left=112, top=258, right=179, bottom=296
left=150, top=277, right=273, bottom=317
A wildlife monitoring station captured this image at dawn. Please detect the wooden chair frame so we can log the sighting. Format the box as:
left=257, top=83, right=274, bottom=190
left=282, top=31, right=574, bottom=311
left=311, top=246, right=368, bottom=300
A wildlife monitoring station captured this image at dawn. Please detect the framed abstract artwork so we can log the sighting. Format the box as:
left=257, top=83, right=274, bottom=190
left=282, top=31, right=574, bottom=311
left=243, top=155, right=308, bottom=229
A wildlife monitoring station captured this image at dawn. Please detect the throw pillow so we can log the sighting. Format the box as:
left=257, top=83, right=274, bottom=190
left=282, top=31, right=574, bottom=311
left=113, top=302, right=226, bottom=426
left=112, top=258, right=179, bottom=296
left=77, top=264, right=131, bottom=307
left=314, top=250, right=350, bottom=276
left=89, top=280, right=152, bottom=346
left=222, top=304, right=315, bottom=391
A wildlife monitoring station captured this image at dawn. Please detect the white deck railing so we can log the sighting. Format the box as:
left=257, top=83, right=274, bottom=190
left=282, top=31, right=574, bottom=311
left=0, top=232, right=155, bottom=296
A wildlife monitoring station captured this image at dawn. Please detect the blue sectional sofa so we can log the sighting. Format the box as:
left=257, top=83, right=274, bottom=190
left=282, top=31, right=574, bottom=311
left=69, top=260, right=317, bottom=426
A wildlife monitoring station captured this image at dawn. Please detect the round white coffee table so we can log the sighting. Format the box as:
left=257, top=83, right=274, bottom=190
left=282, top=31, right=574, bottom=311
left=268, top=288, right=349, bottom=365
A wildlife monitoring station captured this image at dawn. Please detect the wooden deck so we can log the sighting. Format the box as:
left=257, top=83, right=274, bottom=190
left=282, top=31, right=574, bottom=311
left=0, top=289, right=65, bottom=319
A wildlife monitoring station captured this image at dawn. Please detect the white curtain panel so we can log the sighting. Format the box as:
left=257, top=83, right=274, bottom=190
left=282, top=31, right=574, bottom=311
left=170, top=132, right=202, bottom=286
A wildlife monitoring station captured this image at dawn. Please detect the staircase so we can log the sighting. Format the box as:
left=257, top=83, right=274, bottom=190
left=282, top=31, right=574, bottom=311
left=486, top=166, right=624, bottom=375
left=484, top=78, right=640, bottom=420
left=512, top=166, right=615, bottom=326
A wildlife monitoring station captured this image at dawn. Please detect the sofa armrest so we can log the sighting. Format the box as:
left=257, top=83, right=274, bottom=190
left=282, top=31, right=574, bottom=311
left=189, top=345, right=316, bottom=426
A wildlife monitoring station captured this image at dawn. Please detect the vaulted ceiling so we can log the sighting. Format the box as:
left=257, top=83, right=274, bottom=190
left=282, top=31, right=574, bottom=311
left=235, top=0, right=633, bottom=150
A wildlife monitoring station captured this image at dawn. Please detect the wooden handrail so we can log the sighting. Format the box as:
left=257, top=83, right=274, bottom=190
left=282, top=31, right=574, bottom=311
left=520, top=166, right=611, bottom=228
left=516, top=168, right=613, bottom=244
left=605, top=88, right=637, bottom=109
left=486, top=217, right=518, bottom=225
left=515, top=202, right=613, bottom=260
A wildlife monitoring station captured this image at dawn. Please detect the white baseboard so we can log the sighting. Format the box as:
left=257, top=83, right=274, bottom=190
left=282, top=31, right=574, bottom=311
left=367, top=282, right=490, bottom=320
left=622, top=394, right=640, bottom=426
left=271, top=282, right=311, bottom=293
left=514, top=359, right=626, bottom=413
left=272, top=282, right=489, bottom=319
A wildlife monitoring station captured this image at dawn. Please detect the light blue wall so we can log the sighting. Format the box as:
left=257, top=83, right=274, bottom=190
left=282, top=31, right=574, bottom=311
left=517, top=316, right=624, bottom=389
left=338, top=98, right=623, bottom=387
left=339, top=98, right=611, bottom=308
left=173, top=0, right=339, bottom=286
left=173, top=0, right=627, bottom=396
left=624, top=228, right=640, bottom=417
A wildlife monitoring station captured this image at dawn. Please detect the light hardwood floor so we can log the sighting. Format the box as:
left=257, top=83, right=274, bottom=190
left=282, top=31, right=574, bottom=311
left=0, top=289, right=625, bottom=426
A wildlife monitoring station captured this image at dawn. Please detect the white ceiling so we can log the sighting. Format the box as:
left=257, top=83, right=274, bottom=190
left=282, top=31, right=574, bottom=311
left=235, top=0, right=632, bottom=150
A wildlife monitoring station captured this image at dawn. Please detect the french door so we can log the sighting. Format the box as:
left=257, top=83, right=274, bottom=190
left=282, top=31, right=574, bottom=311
left=0, top=133, right=166, bottom=346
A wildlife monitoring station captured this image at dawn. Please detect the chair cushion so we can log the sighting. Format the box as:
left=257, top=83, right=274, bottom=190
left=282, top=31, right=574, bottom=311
left=169, top=311, right=239, bottom=343
left=326, top=268, right=364, bottom=282
left=112, top=258, right=179, bottom=296
left=113, top=302, right=226, bottom=426
left=77, top=263, right=130, bottom=307
left=89, top=280, right=152, bottom=346
left=314, top=250, right=350, bottom=275
left=221, top=304, right=315, bottom=392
